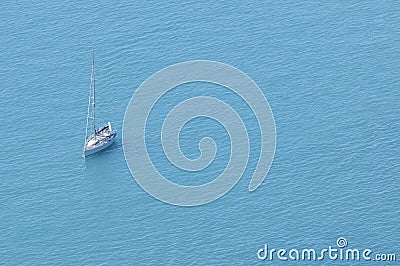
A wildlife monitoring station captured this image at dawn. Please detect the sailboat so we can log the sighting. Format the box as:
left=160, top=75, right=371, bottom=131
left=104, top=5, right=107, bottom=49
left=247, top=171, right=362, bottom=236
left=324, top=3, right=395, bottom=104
left=83, top=53, right=117, bottom=157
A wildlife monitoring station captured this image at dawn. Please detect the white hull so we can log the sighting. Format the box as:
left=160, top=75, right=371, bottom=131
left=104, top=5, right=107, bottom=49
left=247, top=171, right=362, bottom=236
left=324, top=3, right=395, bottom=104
left=84, top=134, right=116, bottom=156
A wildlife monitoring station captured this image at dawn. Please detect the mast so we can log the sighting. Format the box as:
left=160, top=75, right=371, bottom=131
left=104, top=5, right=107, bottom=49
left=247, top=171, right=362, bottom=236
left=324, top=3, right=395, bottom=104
left=84, top=85, right=90, bottom=146
left=84, top=51, right=96, bottom=151
left=91, top=51, right=96, bottom=136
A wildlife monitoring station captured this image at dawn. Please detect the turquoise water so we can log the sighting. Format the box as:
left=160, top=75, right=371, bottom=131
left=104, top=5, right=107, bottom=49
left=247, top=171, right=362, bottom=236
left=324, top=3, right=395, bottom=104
left=1, top=1, right=399, bottom=264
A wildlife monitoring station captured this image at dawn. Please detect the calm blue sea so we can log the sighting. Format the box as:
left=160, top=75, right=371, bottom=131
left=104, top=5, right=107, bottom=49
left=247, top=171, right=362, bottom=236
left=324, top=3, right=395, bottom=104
left=1, top=1, right=399, bottom=265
